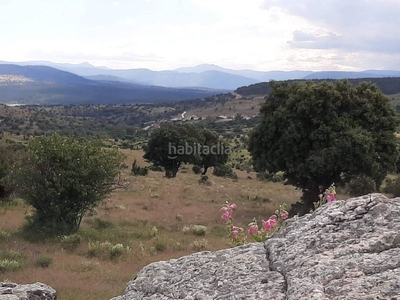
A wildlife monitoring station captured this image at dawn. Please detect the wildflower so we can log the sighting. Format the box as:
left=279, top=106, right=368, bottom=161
left=248, top=224, right=258, bottom=235
left=281, top=211, right=289, bottom=220
left=229, top=203, right=237, bottom=210
left=327, top=193, right=336, bottom=202
left=269, top=215, right=277, bottom=227
left=221, top=211, right=230, bottom=220
left=231, top=230, right=239, bottom=238
left=262, top=219, right=273, bottom=230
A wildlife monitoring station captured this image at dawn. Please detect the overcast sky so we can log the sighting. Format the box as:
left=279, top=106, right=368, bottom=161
left=1, top=0, right=399, bottom=71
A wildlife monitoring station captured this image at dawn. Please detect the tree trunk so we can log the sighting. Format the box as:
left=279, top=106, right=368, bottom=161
left=301, top=184, right=321, bottom=213
left=202, top=166, right=209, bottom=175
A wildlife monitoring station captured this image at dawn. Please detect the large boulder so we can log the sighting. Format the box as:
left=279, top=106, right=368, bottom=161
left=112, top=194, right=400, bottom=300
left=0, top=282, right=56, bottom=300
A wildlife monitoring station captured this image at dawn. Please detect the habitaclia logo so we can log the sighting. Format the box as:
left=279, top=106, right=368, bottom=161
left=168, top=142, right=232, bottom=159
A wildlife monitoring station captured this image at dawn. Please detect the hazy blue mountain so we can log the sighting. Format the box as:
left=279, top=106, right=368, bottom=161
left=84, top=74, right=130, bottom=82
left=0, top=64, right=91, bottom=85
left=361, top=70, right=400, bottom=77
left=1, top=60, right=400, bottom=90
left=303, top=71, right=400, bottom=80
left=175, top=64, right=314, bottom=81
left=0, top=64, right=224, bottom=105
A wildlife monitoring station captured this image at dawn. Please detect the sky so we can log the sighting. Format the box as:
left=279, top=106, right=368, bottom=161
left=1, top=0, right=400, bottom=71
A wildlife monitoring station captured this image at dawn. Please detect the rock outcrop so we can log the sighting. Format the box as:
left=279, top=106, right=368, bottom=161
left=0, top=282, right=56, bottom=300
left=112, top=194, right=400, bottom=300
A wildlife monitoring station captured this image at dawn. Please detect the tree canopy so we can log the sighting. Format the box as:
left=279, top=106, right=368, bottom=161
left=249, top=80, right=399, bottom=214
left=143, top=123, right=229, bottom=178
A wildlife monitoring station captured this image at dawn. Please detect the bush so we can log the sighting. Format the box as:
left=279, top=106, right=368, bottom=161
left=35, top=256, right=53, bottom=268
left=87, top=241, right=129, bottom=260
left=192, top=165, right=202, bottom=174
left=383, top=176, right=400, bottom=197
left=154, top=239, right=167, bottom=252
left=15, top=134, right=125, bottom=235
left=148, top=165, right=164, bottom=172
left=182, top=225, right=207, bottom=236
left=109, top=243, right=125, bottom=259
left=0, top=229, right=10, bottom=242
left=198, top=175, right=212, bottom=185
left=345, top=175, right=376, bottom=197
left=0, top=250, right=25, bottom=261
left=256, top=171, right=284, bottom=182
left=149, top=226, right=158, bottom=237
left=61, top=234, right=82, bottom=251
left=191, top=239, right=209, bottom=252
left=212, top=165, right=238, bottom=179
left=0, top=259, right=21, bottom=273
left=86, top=218, right=114, bottom=230
left=131, top=159, right=149, bottom=176
left=192, top=225, right=207, bottom=236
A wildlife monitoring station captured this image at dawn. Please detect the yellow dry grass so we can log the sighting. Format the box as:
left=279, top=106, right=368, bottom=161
left=0, top=149, right=347, bottom=300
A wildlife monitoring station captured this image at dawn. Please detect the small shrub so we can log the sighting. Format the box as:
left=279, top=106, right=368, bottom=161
left=192, top=225, right=207, bottom=236
left=148, top=165, right=163, bottom=172
left=0, top=250, right=25, bottom=261
left=61, top=234, right=82, bottom=251
left=198, top=175, right=212, bottom=185
left=0, top=229, right=10, bottom=242
left=182, top=226, right=192, bottom=235
left=191, top=239, right=209, bottom=252
left=173, top=241, right=186, bottom=251
left=35, top=256, right=53, bottom=268
left=345, top=175, right=376, bottom=196
left=383, top=176, right=400, bottom=197
left=192, top=165, right=202, bottom=174
left=271, top=171, right=284, bottom=182
left=86, top=218, right=114, bottom=230
left=149, top=226, right=158, bottom=237
left=213, top=165, right=238, bottom=179
left=87, top=241, right=128, bottom=260
left=109, top=243, right=125, bottom=259
left=87, top=241, right=113, bottom=258
left=175, top=214, right=183, bottom=222
left=256, top=171, right=272, bottom=181
left=131, top=159, right=149, bottom=176
left=154, top=239, right=167, bottom=252
left=0, top=259, right=21, bottom=273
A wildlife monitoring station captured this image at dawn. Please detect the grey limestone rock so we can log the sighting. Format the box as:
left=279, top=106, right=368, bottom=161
left=113, top=194, right=400, bottom=299
left=0, top=282, right=56, bottom=300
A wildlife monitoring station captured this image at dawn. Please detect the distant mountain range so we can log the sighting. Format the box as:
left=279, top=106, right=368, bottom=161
left=1, top=60, right=400, bottom=90
left=1, top=60, right=400, bottom=105
left=0, top=64, right=224, bottom=105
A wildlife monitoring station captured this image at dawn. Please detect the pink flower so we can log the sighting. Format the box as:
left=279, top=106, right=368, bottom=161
left=269, top=215, right=277, bottom=227
left=229, top=203, right=237, bottom=210
left=231, top=230, right=239, bottom=238
left=262, top=219, right=272, bottom=230
left=281, top=211, right=289, bottom=220
left=248, top=224, right=258, bottom=235
left=327, top=193, right=336, bottom=202
left=221, top=211, right=230, bottom=220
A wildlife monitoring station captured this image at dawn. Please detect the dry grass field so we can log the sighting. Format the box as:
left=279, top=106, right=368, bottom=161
left=0, top=149, right=350, bottom=300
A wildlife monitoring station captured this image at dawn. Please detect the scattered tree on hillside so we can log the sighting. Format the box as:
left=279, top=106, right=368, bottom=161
left=15, top=133, right=126, bottom=234
left=249, top=80, right=399, bottom=215
left=143, top=123, right=229, bottom=178
left=0, top=142, right=27, bottom=199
